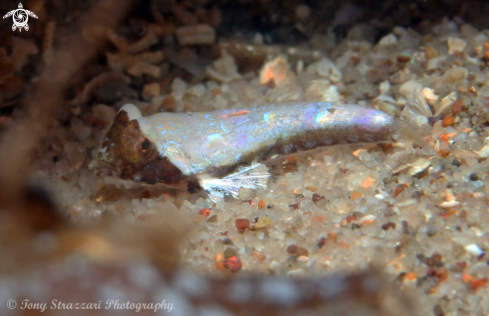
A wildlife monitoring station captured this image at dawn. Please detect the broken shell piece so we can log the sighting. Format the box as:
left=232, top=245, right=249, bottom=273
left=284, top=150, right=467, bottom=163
left=175, top=24, right=216, bottom=46
left=379, top=80, right=391, bottom=95
left=142, top=83, right=161, bottom=100
left=422, top=87, right=438, bottom=106
left=373, top=95, right=399, bottom=116
left=434, top=92, right=457, bottom=117
left=401, top=88, right=432, bottom=126
left=206, top=50, right=241, bottom=83
left=427, top=56, right=447, bottom=71
left=465, top=244, right=484, bottom=257
left=165, top=49, right=209, bottom=80
left=393, top=156, right=432, bottom=176
left=259, top=55, right=293, bottom=88
left=439, top=201, right=460, bottom=209
left=358, top=215, right=376, bottom=225
left=477, top=142, right=489, bottom=158
left=305, top=58, right=342, bottom=83
left=378, top=33, right=397, bottom=46
left=424, top=45, right=439, bottom=59
left=254, top=216, right=273, bottom=229
left=446, top=189, right=456, bottom=202
left=435, top=66, right=468, bottom=89
left=447, top=37, right=467, bottom=55
left=399, top=80, right=422, bottom=100
left=305, top=80, right=340, bottom=102
left=411, top=88, right=432, bottom=117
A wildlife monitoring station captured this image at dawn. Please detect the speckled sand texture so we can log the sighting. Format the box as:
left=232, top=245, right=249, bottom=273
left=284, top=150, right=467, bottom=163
left=26, top=18, right=489, bottom=315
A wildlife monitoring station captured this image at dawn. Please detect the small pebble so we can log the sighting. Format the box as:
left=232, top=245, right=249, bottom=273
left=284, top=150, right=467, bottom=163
left=223, top=247, right=237, bottom=258
left=235, top=218, right=251, bottom=233
left=382, top=222, right=396, bottom=231
left=199, top=208, right=210, bottom=217
left=223, top=256, right=242, bottom=273
left=312, top=193, right=325, bottom=202
left=451, top=159, right=461, bottom=167
left=426, top=224, right=438, bottom=237
left=286, top=245, right=298, bottom=254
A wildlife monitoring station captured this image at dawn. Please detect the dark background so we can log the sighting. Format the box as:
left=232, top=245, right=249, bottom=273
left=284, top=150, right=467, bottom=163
left=2, top=0, right=489, bottom=45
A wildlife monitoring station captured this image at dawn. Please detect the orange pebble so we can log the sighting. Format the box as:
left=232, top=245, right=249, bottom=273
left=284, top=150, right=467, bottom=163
left=215, top=260, right=226, bottom=271
left=215, top=253, right=223, bottom=262
left=439, top=134, right=449, bottom=143
left=198, top=208, right=211, bottom=217
left=452, top=99, right=463, bottom=116
left=442, top=113, right=455, bottom=127
left=361, top=177, right=374, bottom=188
left=438, top=149, right=451, bottom=158
left=351, top=191, right=363, bottom=200
left=258, top=200, right=266, bottom=210
left=223, top=256, right=242, bottom=273
left=470, top=278, right=488, bottom=290
left=326, top=231, right=338, bottom=243
left=339, top=241, right=349, bottom=248
left=251, top=250, right=266, bottom=262
left=462, top=273, right=473, bottom=283
left=405, top=272, right=417, bottom=281
left=313, top=215, right=325, bottom=223
left=259, top=56, right=290, bottom=87
left=346, top=215, right=357, bottom=223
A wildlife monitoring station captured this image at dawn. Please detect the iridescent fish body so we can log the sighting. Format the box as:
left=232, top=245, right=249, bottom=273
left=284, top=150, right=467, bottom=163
left=90, top=102, right=397, bottom=201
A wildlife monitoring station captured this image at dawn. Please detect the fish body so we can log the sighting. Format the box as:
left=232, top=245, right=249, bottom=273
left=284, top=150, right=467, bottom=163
left=90, top=102, right=397, bottom=201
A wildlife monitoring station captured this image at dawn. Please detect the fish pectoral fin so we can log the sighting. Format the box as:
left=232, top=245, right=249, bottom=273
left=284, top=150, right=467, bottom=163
left=198, top=162, right=270, bottom=202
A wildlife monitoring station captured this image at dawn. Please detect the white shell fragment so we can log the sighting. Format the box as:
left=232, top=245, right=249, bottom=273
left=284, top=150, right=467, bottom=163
left=478, top=142, right=489, bottom=158
left=393, top=156, right=432, bottom=176
left=447, top=37, right=467, bottom=55
left=422, top=87, right=438, bottom=106
left=439, top=201, right=460, bottom=209
left=465, top=244, right=484, bottom=257
left=434, top=92, right=457, bottom=116
left=378, top=33, right=397, bottom=46
left=401, top=88, right=432, bottom=127
left=305, top=58, right=342, bottom=83
left=206, top=50, right=242, bottom=83
left=358, top=215, right=376, bottom=225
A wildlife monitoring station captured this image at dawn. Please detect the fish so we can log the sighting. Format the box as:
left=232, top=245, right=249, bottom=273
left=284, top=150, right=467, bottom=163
left=89, top=102, right=399, bottom=202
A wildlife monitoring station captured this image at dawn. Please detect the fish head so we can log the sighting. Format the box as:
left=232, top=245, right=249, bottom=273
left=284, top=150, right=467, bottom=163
left=89, top=104, right=159, bottom=177
left=90, top=104, right=188, bottom=186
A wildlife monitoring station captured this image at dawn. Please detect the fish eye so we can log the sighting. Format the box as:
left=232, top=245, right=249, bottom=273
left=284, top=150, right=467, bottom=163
left=140, top=138, right=151, bottom=152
